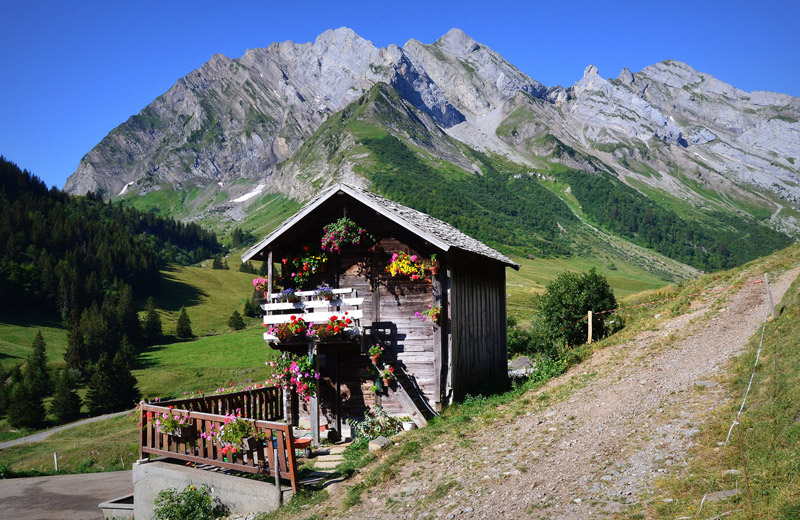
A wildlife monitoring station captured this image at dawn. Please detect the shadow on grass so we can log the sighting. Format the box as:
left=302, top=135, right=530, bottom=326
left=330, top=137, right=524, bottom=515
left=134, top=336, right=199, bottom=369
left=156, top=266, right=209, bottom=311
left=0, top=311, right=65, bottom=329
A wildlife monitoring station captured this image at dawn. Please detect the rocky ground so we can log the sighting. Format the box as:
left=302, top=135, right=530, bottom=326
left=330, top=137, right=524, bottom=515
left=302, top=265, right=799, bottom=520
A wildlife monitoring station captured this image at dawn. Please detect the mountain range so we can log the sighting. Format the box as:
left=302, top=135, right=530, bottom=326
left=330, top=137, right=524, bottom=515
left=63, top=28, right=800, bottom=276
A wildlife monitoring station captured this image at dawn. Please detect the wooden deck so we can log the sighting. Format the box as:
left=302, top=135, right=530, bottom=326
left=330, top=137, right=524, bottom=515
left=138, top=387, right=299, bottom=492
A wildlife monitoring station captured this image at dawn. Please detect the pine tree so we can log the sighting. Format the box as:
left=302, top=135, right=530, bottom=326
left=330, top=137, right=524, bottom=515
left=49, top=368, right=82, bottom=423
left=228, top=310, right=245, bottom=330
left=24, top=331, right=51, bottom=398
left=64, top=324, right=86, bottom=374
left=143, top=297, right=162, bottom=345
left=7, top=381, right=45, bottom=428
left=243, top=299, right=258, bottom=318
left=117, top=285, right=142, bottom=346
left=86, top=353, right=114, bottom=415
left=211, top=256, right=224, bottom=269
left=258, top=261, right=269, bottom=276
left=111, top=351, right=141, bottom=411
left=175, top=306, right=193, bottom=338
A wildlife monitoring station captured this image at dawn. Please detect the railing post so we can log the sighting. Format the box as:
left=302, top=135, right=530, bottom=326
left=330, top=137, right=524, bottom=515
left=309, top=341, right=320, bottom=446
left=587, top=310, right=593, bottom=344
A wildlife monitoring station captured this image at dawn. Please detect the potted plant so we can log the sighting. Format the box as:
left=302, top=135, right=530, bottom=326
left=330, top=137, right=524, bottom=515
left=281, top=247, right=329, bottom=288
left=379, top=366, right=394, bottom=387
left=265, top=315, right=310, bottom=341
left=253, top=277, right=269, bottom=298
left=400, top=416, right=416, bottom=431
left=311, top=312, right=353, bottom=339
left=278, top=288, right=298, bottom=303
left=266, top=353, right=320, bottom=403
left=370, top=384, right=380, bottom=394
left=156, top=409, right=195, bottom=441
left=368, top=343, right=383, bottom=364
left=426, top=254, right=439, bottom=275
left=414, top=304, right=442, bottom=324
left=314, top=285, right=335, bottom=301
left=386, top=252, right=426, bottom=280
left=321, top=217, right=373, bottom=253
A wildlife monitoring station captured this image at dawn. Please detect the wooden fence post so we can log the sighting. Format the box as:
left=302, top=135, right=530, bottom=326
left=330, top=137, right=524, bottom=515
left=587, top=311, right=593, bottom=344
left=764, top=273, right=776, bottom=319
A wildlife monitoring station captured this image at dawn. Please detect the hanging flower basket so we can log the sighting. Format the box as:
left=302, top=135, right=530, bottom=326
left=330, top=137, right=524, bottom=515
left=321, top=217, right=373, bottom=253
left=386, top=252, right=426, bottom=280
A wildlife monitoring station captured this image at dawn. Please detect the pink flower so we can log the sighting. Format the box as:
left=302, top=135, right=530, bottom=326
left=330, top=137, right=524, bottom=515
left=410, top=255, right=417, bottom=262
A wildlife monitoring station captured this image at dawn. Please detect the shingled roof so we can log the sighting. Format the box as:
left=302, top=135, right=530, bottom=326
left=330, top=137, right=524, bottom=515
left=242, top=183, right=519, bottom=269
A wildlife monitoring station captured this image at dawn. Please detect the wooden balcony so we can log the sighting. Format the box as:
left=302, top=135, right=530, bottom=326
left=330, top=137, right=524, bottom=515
left=138, top=387, right=299, bottom=492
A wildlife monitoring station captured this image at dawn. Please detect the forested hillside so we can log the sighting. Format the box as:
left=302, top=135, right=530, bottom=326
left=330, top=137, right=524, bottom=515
left=0, top=156, right=223, bottom=428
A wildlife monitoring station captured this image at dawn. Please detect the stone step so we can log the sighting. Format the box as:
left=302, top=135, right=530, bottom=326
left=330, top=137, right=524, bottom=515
left=314, top=459, right=342, bottom=469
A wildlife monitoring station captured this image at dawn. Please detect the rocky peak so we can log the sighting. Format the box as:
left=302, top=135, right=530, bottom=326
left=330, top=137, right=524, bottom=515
left=434, top=28, right=481, bottom=57
left=583, top=64, right=599, bottom=78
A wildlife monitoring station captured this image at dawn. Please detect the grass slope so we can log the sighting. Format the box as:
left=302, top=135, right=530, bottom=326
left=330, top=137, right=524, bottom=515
left=642, top=267, right=800, bottom=519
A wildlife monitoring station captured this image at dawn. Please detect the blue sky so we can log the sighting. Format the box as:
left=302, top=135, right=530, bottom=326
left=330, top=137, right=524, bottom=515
left=2, top=0, right=798, bottom=189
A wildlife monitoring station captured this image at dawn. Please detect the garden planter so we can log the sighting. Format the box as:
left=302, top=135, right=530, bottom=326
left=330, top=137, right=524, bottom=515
left=429, top=263, right=439, bottom=275
left=370, top=355, right=380, bottom=365
left=382, top=378, right=392, bottom=387
left=168, top=426, right=196, bottom=442
left=402, top=421, right=416, bottom=431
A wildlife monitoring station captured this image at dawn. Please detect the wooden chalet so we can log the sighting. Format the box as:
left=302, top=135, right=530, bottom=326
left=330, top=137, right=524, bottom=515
left=242, top=183, right=519, bottom=439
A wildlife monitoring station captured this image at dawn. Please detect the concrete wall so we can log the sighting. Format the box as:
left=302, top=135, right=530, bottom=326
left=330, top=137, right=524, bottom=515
left=132, top=459, right=288, bottom=520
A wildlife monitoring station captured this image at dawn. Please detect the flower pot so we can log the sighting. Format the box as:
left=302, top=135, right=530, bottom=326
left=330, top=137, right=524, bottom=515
left=402, top=421, right=416, bottom=431
left=370, top=355, right=380, bottom=364
left=382, top=378, right=391, bottom=387
left=168, top=426, right=196, bottom=442
left=288, top=295, right=298, bottom=303
left=429, top=263, right=439, bottom=275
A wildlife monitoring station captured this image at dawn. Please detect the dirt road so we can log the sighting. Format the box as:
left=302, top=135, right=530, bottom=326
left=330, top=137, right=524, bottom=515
left=325, top=266, right=799, bottom=519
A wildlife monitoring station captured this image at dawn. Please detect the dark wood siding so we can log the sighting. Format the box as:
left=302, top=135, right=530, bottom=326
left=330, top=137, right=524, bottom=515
left=449, top=252, right=508, bottom=401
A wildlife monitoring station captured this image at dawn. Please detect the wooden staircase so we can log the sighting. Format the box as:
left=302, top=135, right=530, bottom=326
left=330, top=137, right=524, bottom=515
left=364, top=326, right=437, bottom=427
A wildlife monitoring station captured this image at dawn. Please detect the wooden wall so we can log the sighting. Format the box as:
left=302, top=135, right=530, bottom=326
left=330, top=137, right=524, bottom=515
left=270, top=199, right=441, bottom=425
left=449, top=251, right=508, bottom=401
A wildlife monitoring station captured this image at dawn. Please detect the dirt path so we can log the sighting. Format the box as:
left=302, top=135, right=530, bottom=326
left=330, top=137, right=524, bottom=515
left=321, top=266, right=799, bottom=519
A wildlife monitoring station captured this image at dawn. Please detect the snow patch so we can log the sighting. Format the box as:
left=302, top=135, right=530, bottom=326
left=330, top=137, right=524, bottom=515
left=231, top=184, right=265, bottom=203
left=118, top=182, right=134, bottom=197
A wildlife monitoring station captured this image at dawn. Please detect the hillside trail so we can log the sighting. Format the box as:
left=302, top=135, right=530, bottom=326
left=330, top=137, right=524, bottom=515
left=317, top=265, right=800, bottom=520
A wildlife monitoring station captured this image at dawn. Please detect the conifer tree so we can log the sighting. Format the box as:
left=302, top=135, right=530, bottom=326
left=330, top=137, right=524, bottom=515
left=212, top=256, right=224, bottom=269
left=24, top=331, right=51, bottom=398
left=117, top=285, right=142, bottom=346
left=258, top=261, right=269, bottom=276
left=49, top=368, right=82, bottom=423
left=7, top=381, right=45, bottom=428
left=176, top=306, right=193, bottom=338
left=228, top=310, right=245, bottom=330
left=85, top=353, right=114, bottom=415
left=64, top=324, right=86, bottom=374
left=143, top=297, right=162, bottom=345
left=111, top=351, right=141, bottom=410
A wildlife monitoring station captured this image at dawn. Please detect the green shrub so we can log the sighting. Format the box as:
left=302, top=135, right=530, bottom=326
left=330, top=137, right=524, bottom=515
left=153, top=484, right=227, bottom=520
left=348, top=405, right=401, bottom=439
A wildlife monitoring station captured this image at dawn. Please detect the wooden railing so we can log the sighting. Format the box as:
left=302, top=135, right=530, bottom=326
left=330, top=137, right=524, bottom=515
left=138, top=388, right=298, bottom=492
left=157, top=386, right=283, bottom=421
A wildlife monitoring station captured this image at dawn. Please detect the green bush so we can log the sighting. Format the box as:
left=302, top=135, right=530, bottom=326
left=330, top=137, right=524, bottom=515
left=537, top=268, right=617, bottom=347
left=348, top=405, right=401, bottom=439
left=154, top=484, right=227, bottom=520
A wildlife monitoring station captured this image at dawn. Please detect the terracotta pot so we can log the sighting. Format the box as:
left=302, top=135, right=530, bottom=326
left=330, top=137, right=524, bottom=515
left=382, top=378, right=391, bottom=387
left=370, top=355, right=380, bottom=364
left=429, top=263, right=439, bottom=275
